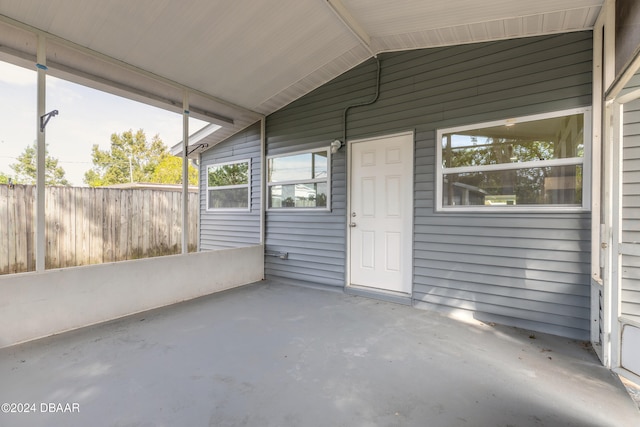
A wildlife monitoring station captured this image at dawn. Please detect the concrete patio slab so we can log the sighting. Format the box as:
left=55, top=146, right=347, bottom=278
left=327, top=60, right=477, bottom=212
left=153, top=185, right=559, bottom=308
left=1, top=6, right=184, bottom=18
left=0, top=280, right=638, bottom=427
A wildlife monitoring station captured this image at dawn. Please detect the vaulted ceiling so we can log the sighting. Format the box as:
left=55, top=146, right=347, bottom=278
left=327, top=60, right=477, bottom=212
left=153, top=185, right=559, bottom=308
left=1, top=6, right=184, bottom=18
left=0, top=0, right=603, bottom=150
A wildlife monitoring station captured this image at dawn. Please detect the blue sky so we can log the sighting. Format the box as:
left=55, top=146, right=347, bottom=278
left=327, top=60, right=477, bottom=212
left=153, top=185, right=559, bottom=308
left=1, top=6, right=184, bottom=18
left=0, top=61, right=207, bottom=186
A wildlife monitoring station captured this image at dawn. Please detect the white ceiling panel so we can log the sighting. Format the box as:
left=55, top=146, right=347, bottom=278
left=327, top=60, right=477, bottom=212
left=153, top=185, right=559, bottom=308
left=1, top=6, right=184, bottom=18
left=343, top=0, right=602, bottom=37
left=543, top=11, right=569, bottom=33
left=523, top=15, right=545, bottom=35
left=504, top=18, right=523, bottom=38
left=369, top=6, right=601, bottom=53
left=0, top=0, right=603, bottom=153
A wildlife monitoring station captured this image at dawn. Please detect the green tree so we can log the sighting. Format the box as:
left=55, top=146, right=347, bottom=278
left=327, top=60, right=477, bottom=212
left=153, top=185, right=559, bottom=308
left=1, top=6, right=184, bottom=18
left=207, top=162, right=248, bottom=187
left=10, top=142, right=70, bottom=186
left=0, top=172, right=9, bottom=184
left=84, top=129, right=188, bottom=187
left=445, top=135, right=581, bottom=205
left=152, top=155, right=198, bottom=186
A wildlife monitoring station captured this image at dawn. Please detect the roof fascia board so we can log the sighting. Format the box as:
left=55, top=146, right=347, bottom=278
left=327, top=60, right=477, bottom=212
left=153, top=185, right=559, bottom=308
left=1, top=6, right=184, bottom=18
left=170, top=123, right=220, bottom=156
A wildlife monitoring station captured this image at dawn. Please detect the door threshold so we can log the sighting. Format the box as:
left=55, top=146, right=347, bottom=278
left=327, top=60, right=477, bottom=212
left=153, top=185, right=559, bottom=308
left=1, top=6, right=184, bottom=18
left=345, top=284, right=412, bottom=306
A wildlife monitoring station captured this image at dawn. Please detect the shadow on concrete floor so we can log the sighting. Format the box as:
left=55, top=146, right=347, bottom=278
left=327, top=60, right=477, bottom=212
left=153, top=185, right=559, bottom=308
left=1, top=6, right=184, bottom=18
left=0, top=280, right=639, bottom=427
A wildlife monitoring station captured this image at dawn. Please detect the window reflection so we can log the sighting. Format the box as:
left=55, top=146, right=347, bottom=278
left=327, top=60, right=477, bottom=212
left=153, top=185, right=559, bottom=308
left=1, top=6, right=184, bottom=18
left=443, top=165, right=582, bottom=206
left=208, top=188, right=249, bottom=209
left=268, top=152, right=327, bottom=183
left=206, top=160, right=250, bottom=210
left=267, top=149, right=330, bottom=210
left=269, top=183, right=327, bottom=208
left=439, top=111, right=587, bottom=208
left=442, top=114, right=584, bottom=168
left=208, top=162, right=249, bottom=186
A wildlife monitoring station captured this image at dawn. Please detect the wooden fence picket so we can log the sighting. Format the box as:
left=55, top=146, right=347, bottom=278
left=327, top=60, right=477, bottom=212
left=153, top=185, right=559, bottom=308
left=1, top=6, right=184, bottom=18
left=0, top=184, right=198, bottom=274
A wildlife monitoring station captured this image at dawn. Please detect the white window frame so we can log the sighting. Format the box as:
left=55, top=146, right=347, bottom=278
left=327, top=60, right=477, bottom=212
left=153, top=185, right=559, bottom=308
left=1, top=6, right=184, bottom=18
left=436, top=107, right=592, bottom=212
left=206, top=159, right=251, bottom=212
left=266, top=147, right=331, bottom=211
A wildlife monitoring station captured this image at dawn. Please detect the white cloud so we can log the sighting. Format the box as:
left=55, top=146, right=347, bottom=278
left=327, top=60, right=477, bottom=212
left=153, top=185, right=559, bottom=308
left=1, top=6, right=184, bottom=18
left=0, top=61, right=35, bottom=86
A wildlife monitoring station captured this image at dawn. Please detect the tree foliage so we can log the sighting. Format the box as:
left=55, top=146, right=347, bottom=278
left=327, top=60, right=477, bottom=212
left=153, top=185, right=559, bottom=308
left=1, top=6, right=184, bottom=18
left=0, top=172, right=9, bottom=184
left=445, top=136, right=580, bottom=205
left=152, top=155, right=198, bottom=186
left=207, top=162, right=249, bottom=208
left=207, top=162, right=249, bottom=187
left=10, top=142, right=70, bottom=186
left=84, top=129, right=197, bottom=187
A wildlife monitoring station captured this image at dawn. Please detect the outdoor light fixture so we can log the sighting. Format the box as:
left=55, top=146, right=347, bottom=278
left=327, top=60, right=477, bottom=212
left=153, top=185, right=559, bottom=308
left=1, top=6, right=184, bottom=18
left=330, top=139, right=343, bottom=154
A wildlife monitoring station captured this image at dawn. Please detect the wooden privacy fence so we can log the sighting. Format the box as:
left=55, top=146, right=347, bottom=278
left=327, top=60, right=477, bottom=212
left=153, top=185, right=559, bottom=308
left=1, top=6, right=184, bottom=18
left=0, top=184, right=198, bottom=274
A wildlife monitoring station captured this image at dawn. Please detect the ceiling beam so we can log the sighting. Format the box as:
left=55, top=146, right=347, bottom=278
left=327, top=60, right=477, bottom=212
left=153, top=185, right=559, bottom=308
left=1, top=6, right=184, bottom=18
left=325, top=0, right=375, bottom=57
left=0, top=14, right=262, bottom=124
left=47, top=59, right=235, bottom=125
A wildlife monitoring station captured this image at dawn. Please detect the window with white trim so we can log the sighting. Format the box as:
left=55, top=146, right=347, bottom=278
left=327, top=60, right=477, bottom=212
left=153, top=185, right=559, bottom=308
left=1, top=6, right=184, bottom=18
left=437, top=108, right=590, bottom=210
left=267, top=149, right=330, bottom=209
left=206, top=160, right=251, bottom=210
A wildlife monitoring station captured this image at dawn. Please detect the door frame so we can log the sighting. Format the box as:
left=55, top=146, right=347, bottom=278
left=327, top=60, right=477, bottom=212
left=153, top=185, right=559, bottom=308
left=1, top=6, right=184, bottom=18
left=345, top=130, right=415, bottom=300
left=606, top=93, right=640, bottom=385
left=601, top=37, right=640, bottom=383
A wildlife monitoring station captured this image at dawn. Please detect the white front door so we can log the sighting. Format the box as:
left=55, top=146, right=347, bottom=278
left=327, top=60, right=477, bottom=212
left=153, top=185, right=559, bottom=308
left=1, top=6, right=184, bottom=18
left=349, top=132, right=413, bottom=294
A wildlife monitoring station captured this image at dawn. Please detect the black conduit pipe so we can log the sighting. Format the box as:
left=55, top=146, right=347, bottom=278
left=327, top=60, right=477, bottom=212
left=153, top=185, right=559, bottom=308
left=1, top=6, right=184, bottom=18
left=342, top=57, right=382, bottom=144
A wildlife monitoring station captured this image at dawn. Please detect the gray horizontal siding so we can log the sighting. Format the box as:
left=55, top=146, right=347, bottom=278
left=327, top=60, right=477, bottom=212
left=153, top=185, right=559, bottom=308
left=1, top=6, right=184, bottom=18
left=264, top=165, right=347, bottom=287
left=622, top=98, right=640, bottom=322
left=265, top=32, right=593, bottom=338
left=200, top=122, right=261, bottom=250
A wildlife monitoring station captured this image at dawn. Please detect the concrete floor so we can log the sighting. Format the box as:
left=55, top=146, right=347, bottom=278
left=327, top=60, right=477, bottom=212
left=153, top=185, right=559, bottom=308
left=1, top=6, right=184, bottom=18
left=1, top=280, right=638, bottom=427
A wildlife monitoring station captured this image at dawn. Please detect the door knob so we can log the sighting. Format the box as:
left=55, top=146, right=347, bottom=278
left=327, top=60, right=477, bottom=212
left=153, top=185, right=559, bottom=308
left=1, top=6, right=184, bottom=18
left=349, top=222, right=357, bottom=227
